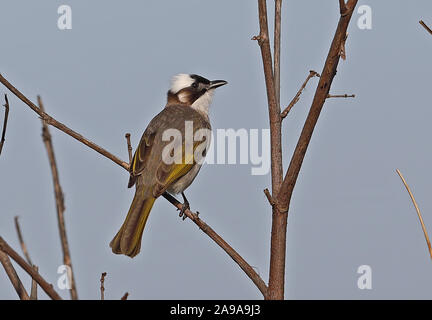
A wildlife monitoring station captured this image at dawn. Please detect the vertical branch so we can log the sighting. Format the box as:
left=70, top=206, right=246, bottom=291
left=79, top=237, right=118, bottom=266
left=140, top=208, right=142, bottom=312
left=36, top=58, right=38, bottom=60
left=274, top=0, right=282, bottom=107
left=100, top=272, right=107, bottom=300
left=125, top=133, right=133, bottom=165
left=254, top=0, right=284, bottom=194
left=0, top=250, right=30, bottom=300
left=30, top=265, right=38, bottom=300
left=254, top=0, right=286, bottom=300
left=14, top=216, right=32, bottom=265
left=0, top=94, right=10, bottom=156
left=37, top=96, right=78, bottom=300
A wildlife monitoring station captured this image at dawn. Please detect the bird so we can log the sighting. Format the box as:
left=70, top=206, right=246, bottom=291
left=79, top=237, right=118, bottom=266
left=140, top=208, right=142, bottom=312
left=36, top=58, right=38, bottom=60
left=110, top=74, right=227, bottom=257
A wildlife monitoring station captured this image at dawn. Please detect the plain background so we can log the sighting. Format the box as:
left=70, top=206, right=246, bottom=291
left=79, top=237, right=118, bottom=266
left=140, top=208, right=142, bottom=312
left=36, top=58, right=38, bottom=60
left=1, top=0, right=432, bottom=299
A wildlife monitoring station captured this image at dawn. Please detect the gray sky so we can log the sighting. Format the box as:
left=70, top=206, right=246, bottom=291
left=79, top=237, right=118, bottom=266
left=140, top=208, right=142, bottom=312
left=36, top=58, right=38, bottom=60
left=1, top=0, right=432, bottom=299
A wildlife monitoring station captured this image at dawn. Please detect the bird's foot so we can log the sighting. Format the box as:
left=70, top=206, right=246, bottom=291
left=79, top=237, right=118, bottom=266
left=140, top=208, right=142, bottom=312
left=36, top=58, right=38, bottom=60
left=179, top=192, right=190, bottom=221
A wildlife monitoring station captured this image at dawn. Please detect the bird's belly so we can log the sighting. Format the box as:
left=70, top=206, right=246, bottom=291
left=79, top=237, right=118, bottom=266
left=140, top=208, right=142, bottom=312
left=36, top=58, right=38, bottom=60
left=167, top=164, right=202, bottom=194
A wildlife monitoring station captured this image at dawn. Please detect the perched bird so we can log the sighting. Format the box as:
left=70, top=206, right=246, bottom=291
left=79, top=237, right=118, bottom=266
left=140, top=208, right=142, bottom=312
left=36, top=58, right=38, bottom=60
left=110, top=74, right=227, bottom=257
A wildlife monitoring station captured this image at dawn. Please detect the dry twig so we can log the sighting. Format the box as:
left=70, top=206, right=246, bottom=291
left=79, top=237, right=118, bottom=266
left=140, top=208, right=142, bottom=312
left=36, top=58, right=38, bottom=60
left=0, top=249, right=30, bottom=300
left=14, top=216, right=32, bottom=265
left=0, top=94, right=9, bottom=156
left=327, top=94, right=355, bottom=98
left=420, top=20, right=432, bottom=36
left=125, top=133, right=133, bottom=165
left=281, top=70, right=320, bottom=119
left=38, top=95, right=78, bottom=300
left=0, top=236, right=62, bottom=300
left=100, top=272, right=107, bottom=300
left=396, top=169, right=432, bottom=259
left=121, top=292, right=129, bottom=300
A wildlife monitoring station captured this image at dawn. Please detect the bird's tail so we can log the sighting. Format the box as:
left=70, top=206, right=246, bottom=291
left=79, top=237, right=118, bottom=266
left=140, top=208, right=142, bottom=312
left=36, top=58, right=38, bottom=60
left=110, top=188, right=156, bottom=258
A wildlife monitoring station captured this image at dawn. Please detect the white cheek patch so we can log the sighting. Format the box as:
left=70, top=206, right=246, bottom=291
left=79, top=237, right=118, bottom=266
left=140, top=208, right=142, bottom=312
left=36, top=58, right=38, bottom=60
left=170, top=74, right=194, bottom=94
left=191, top=89, right=214, bottom=118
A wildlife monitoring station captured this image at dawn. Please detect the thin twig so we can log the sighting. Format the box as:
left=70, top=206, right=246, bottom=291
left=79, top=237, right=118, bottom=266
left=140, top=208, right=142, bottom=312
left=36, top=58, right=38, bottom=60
left=100, top=272, right=107, bottom=300
left=121, top=292, right=129, bottom=300
left=0, top=94, right=10, bottom=156
left=281, top=70, right=320, bottom=119
left=14, top=216, right=32, bottom=265
left=0, top=249, right=30, bottom=300
left=30, top=265, right=38, bottom=300
left=420, top=20, right=432, bottom=36
left=396, top=169, right=432, bottom=260
left=125, top=133, right=132, bottom=165
left=274, top=0, right=282, bottom=107
left=0, top=236, right=62, bottom=300
left=0, top=74, right=129, bottom=170
left=162, top=192, right=268, bottom=297
left=264, top=188, right=275, bottom=206
left=327, top=94, right=355, bottom=98
left=38, top=95, right=78, bottom=300
left=0, top=73, right=268, bottom=298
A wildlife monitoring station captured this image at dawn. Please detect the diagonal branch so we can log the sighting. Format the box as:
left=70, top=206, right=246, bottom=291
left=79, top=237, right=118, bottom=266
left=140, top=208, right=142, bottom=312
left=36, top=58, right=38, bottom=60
left=37, top=95, right=78, bottom=300
left=162, top=192, right=268, bottom=297
left=396, top=169, right=432, bottom=260
left=0, top=74, right=268, bottom=299
left=420, top=20, right=432, bottom=36
left=281, top=70, right=320, bottom=119
left=0, top=94, right=10, bottom=156
left=0, top=237, right=62, bottom=300
left=0, top=74, right=129, bottom=170
left=0, top=249, right=30, bottom=300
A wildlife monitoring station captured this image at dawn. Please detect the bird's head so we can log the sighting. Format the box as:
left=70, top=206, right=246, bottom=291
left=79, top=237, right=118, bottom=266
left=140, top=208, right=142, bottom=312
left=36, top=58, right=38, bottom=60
left=166, top=74, right=227, bottom=116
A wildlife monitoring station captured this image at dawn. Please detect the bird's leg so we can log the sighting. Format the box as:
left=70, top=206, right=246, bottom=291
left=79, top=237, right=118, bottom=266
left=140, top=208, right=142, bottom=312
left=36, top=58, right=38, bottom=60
left=179, top=192, right=190, bottom=220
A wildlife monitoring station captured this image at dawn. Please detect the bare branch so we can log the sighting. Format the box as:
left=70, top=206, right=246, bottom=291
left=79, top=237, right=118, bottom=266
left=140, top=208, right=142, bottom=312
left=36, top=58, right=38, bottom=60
left=269, top=0, right=358, bottom=299
left=37, top=95, right=78, bottom=300
left=162, top=192, right=268, bottom=298
left=0, top=73, right=268, bottom=298
left=0, top=74, right=129, bottom=170
left=339, top=0, right=347, bottom=15
left=420, top=20, right=432, bottom=36
left=0, top=249, right=30, bottom=300
left=100, top=272, right=107, bottom=300
left=0, top=237, right=62, bottom=300
left=0, top=94, right=10, bottom=156
left=121, top=292, right=129, bottom=300
left=396, top=169, right=432, bottom=260
left=30, top=265, right=38, bottom=300
left=281, top=70, right=320, bottom=119
left=14, top=216, right=32, bottom=265
left=327, top=94, right=355, bottom=98
left=125, top=133, right=132, bottom=165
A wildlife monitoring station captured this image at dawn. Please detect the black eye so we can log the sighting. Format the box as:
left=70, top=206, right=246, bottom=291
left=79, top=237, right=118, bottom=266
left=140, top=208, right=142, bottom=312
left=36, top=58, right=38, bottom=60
left=191, top=82, right=198, bottom=89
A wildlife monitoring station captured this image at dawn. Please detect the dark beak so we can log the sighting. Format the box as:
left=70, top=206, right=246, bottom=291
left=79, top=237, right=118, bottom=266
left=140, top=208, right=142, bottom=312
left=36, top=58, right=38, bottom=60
left=209, top=80, right=228, bottom=89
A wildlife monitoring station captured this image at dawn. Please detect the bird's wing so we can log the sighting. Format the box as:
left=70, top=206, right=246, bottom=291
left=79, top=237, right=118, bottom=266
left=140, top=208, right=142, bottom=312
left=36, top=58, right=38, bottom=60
left=128, top=105, right=210, bottom=191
